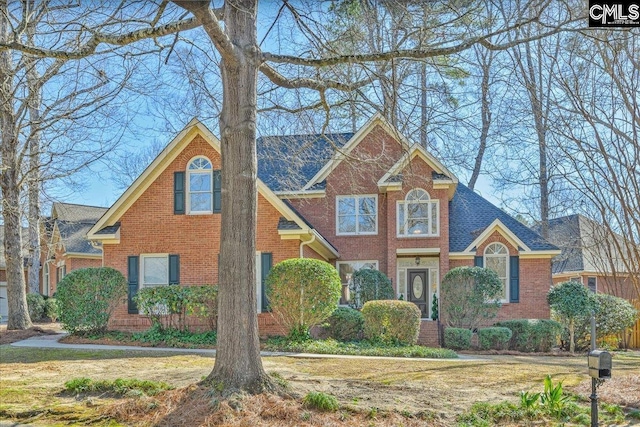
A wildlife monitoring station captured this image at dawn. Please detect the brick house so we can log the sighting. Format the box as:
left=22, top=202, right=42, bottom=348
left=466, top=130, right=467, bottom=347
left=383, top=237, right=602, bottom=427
left=42, top=203, right=106, bottom=296
left=547, top=214, right=637, bottom=301
left=87, top=115, right=560, bottom=344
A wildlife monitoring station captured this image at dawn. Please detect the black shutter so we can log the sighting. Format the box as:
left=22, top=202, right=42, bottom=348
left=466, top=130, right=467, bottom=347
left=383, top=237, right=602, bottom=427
left=127, top=256, right=139, bottom=314
left=174, top=171, right=185, bottom=214
left=260, top=253, right=272, bottom=312
left=509, top=256, right=519, bottom=303
left=213, top=170, right=222, bottom=213
left=56, top=267, right=60, bottom=284
left=169, top=254, right=180, bottom=285
left=474, top=256, right=484, bottom=267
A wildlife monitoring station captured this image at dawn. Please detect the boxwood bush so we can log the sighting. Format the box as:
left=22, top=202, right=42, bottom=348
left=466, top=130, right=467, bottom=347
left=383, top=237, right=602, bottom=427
left=477, top=327, right=513, bottom=350
left=495, top=319, right=561, bottom=352
left=26, top=293, right=46, bottom=321
left=444, top=327, right=472, bottom=350
left=266, top=258, right=341, bottom=341
left=56, top=267, right=127, bottom=334
left=349, top=269, right=394, bottom=309
left=323, top=307, right=364, bottom=342
left=361, top=300, right=421, bottom=345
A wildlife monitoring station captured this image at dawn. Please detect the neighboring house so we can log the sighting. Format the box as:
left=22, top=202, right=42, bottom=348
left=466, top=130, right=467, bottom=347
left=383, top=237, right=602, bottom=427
left=43, top=202, right=106, bottom=295
left=0, top=225, right=30, bottom=319
left=87, top=115, right=560, bottom=345
left=547, top=214, right=637, bottom=301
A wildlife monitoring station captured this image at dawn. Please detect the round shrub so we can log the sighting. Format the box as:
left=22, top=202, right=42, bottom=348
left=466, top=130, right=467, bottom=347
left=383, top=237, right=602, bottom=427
left=56, top=267, right=127, bottom=334
left=361, top=300, right=421, bottom=345
left=44, top=298, right=59, bottom=322
left=266, top=258, right=341, bottom=340
left=440, top=266, right=503, bottom=330
left=444, top=327, right=472, bottom=350
left=323, top=307, right=364, bottom=342
left=572, top=293, right=638, bottom=349
left=477, top=327, right=513, bottom=350
left=349, top=269, right=394, bottom=309
left=495, top=319, right=561, bottom=352
left=26, top=293, right=46, bottom=321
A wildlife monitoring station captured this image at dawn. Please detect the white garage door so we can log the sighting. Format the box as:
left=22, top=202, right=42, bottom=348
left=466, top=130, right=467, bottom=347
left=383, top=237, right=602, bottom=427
left=0, top=283, right=7, bottom=320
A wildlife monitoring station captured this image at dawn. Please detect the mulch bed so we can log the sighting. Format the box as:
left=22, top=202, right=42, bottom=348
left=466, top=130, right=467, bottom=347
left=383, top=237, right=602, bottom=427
left=0, top=324, right=61, bottom=345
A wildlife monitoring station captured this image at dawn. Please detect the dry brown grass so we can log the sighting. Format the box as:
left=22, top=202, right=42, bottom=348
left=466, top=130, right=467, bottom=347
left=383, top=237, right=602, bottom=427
left=573, top=374, right=640, bottom=409
left=104, top=385, right=447, bottom=427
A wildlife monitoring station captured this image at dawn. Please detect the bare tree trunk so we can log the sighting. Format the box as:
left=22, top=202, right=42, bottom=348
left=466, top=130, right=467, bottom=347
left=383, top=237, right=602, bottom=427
left=26, top=10, right=42, bottom=294
left=420, top=61, right=427, bottom=147
left=468, top=48, right=492, bottom=191
left=0, top=0, right=32, bottom=329
left=201, top=0, right=273, bottom=394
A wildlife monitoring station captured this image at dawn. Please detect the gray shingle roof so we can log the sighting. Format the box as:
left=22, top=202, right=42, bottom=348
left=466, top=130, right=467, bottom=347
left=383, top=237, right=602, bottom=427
left=449, top=184, right=558, bottom=253
left=51, top=203, right=108, bottom=255
left=257, top=133, right=353, bottom=191
left=545, top=215, right=584, bottom=274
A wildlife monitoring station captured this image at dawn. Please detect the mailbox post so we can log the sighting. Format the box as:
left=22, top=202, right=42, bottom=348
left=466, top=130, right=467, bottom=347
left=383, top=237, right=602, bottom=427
left=587, top=314, right=612, bottom=427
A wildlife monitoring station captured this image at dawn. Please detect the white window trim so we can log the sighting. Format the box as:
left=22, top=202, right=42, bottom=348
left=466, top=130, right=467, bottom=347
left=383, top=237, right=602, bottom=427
left=187, top=156, right=213, bottom=215
left=140, top=253, right=169, bottom=288
left=396, top=190, right=440, bottom=238
left=335, top=195, right=378, bottom=236
left=336, top=260, right=379, bottom=282
left=484, top=243, right=509, bottom=303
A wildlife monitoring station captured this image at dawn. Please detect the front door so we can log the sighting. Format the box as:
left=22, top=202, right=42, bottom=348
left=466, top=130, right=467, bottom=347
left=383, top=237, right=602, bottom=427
left=408, top=269, right=428, bottom=318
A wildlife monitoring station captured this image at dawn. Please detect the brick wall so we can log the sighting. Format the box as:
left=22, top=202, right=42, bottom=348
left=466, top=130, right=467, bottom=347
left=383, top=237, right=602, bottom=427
left=103, top=135, right=305, bottom=333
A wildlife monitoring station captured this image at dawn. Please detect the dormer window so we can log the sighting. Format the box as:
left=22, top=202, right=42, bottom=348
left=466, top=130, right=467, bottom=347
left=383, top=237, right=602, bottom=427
left=397, top=188, right=439, bottom=237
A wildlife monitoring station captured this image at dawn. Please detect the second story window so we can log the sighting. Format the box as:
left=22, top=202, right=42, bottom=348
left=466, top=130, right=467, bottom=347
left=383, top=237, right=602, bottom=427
left=336, top=195, right=378, bottom=235
left=397, top=188, right=439, bottom=237
left=188, top=157, right=213, bottom=214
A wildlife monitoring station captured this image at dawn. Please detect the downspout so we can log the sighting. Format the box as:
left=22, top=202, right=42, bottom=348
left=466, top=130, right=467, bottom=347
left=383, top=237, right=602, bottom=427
left=299, top=232, right=316, bottom=258
left=90, top=241, right=104, bottom=267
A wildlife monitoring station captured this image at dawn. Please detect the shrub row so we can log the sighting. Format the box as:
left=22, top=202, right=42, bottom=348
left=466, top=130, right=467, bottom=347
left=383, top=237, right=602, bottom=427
left=134, top=285, right=218, bottom=331
left=495, top=319, right=561, bottom=352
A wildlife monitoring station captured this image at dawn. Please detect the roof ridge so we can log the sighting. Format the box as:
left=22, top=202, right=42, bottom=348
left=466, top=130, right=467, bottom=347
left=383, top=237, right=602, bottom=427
left=53, top=202, right=109, bottom=209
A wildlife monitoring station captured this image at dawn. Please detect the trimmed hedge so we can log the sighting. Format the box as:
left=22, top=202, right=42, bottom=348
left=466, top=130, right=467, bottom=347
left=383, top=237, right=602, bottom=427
left=349, top=269, right=394, bottom=309
left=477, top=327, right=513, bottom=350
left=444, top=327, right=472, bottom=350
left=56, top=267, right=127, bottom=334
left=26, top=293, right=46, bottom=321
left=495, top=319, right=561, bottom=352
left=323, top=307, right=364, bottom=342
left=266, top=258, right=341, bottom=340
left=361, top=300, right=421, bottom=345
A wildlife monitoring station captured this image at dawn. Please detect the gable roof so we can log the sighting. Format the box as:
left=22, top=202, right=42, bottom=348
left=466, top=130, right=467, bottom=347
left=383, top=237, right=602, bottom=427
left=87, top=119, right=338, bottom=259
left=546, top=214, right=629, bottom=274
left=49, top=202, right=107, bottom=256
left=449, top=184, right=558, bottom=253
left=257, top=133, right=352, bottom=192
left=302, top=113, right=411, bottom=190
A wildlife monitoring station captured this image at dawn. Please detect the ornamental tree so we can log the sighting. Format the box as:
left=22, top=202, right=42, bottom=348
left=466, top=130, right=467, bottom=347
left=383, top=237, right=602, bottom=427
left=440, top=266, right=503, bottom=330
left=547, top=281, right=596, bottom=353
left=266, top=258, right=341, bottom=341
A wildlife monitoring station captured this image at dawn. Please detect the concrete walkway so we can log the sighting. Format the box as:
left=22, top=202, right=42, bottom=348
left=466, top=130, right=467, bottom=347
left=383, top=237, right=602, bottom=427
left=9, top=333, right=486, bottom=362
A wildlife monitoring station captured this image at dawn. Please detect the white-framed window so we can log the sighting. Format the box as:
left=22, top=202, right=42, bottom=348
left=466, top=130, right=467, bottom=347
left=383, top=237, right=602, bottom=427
left=570, top=276, right=581, bottom=283
left=484, top=243, right=509, bottom=302
left=141, top=254, right=169, bottom=288
left=336, top=260, right=378, bottom=305
left=336, top=195, right=378, bottom=235
left=187, top=156, right=213, bottom=214
left=43, top=263, right=50, bottom=296
left=397, top=189, right=439, bottom=237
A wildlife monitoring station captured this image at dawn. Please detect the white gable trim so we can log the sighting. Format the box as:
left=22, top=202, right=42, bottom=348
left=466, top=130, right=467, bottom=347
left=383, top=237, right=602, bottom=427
left=302, top=113, right=411, bottom=190
left=377, top=144, right=458, bottom=190
left=87, top=120, right=334, bottom=258
left=463, top=219, right=532, bottom=253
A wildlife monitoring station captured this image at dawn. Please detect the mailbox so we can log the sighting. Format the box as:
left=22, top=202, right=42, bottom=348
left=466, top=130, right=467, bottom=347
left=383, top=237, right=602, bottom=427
left=588, top=350, right=612, bottom=379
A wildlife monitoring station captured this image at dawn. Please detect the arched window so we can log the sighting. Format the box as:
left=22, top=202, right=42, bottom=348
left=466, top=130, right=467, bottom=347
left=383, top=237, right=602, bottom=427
left=484, top=243, right=509, bottom=301
left=397, top=188, right=439, bottom=237
left=187, top=157, right=213, bottom=213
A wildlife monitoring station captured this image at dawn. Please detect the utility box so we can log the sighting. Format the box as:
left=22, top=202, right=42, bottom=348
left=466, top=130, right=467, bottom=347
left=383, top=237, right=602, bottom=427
left=588, top=350, right=612, bottom=379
